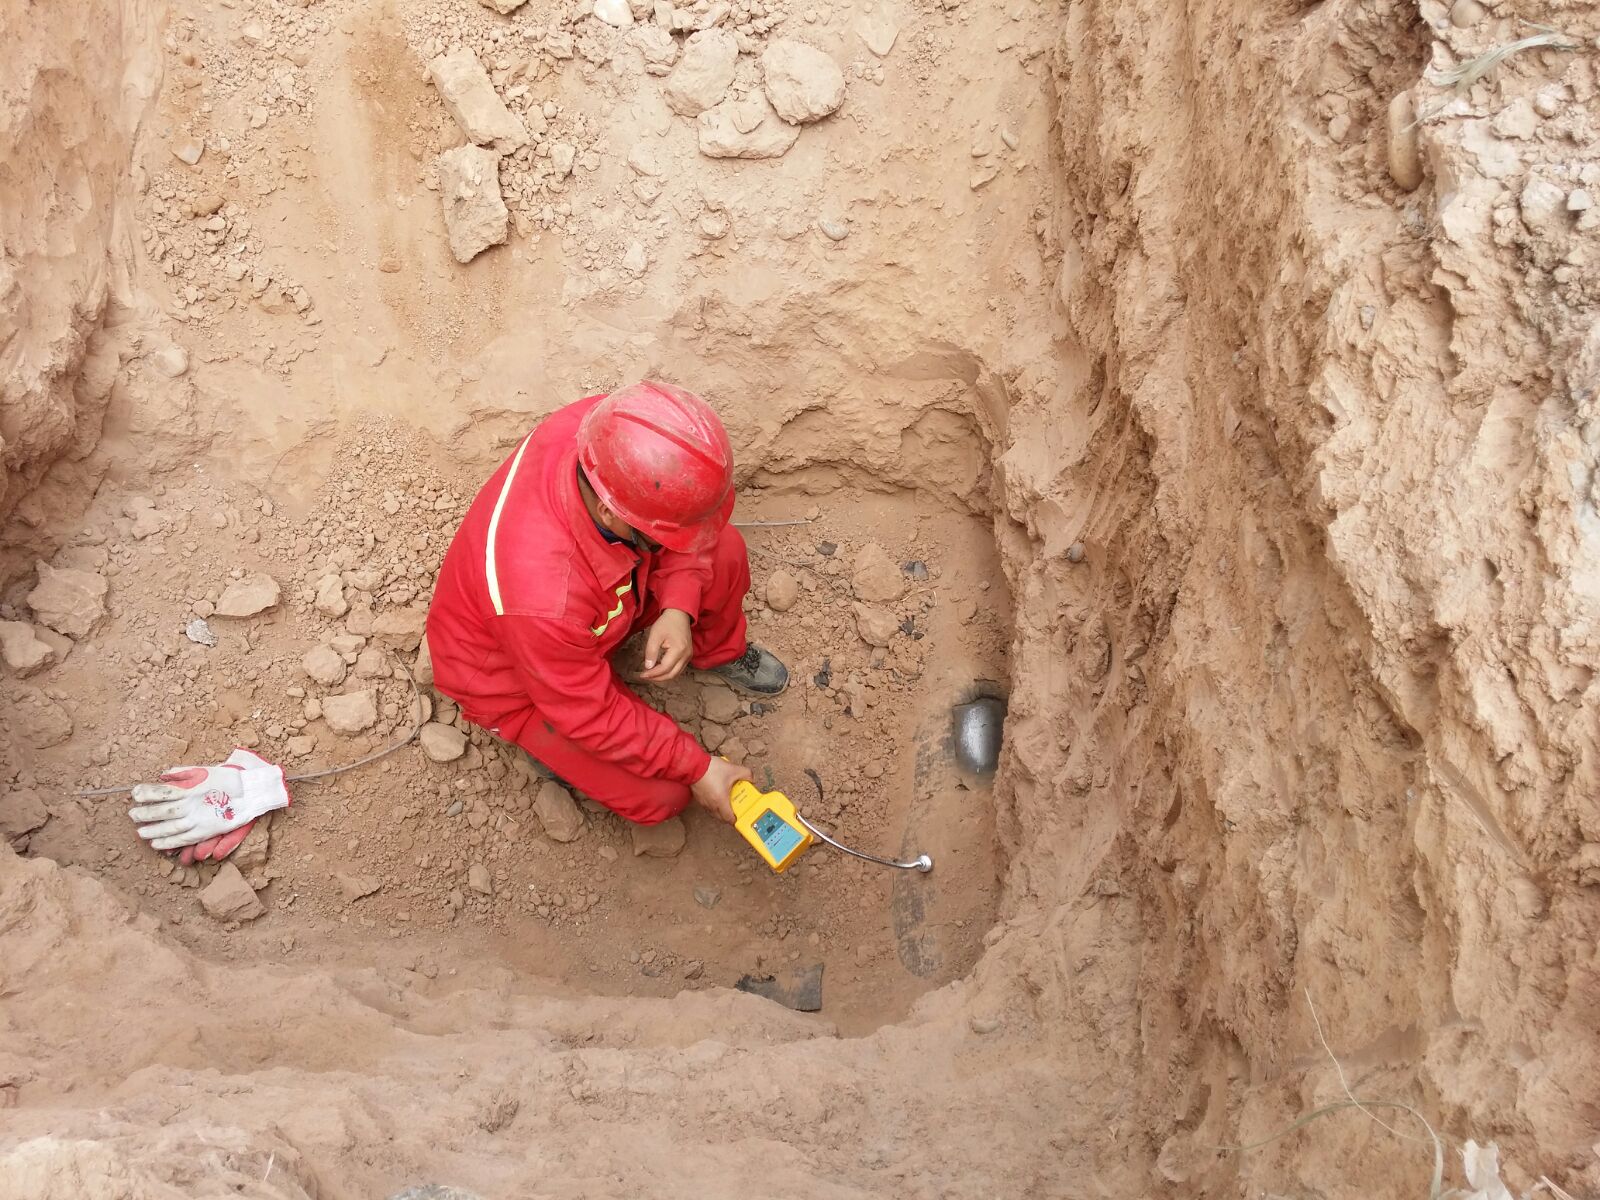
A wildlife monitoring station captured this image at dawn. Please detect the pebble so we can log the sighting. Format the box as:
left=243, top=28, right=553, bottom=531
left=1066, top=542, right=1085, bottom=563
left=27, top=562, right=109, bottom=638
left=1386, top=92, right=1422, bottom=192
left=694, top=885, right=722, bottom=908
left=534, top=779, right=585, bottom=842
left=214, top=573, right=281, bottom=618
left=761, top=38, right=846, bottom=125
left=468, top=864, right=493, bottom=895
left=172, top=137, right=204, bottom=166
left=765, top=569, right=800, bottom=612
left=1449, top=0, right=1486, bottom=26
left=853, top=602, right=898, bottom=647
left=199, top=863, right=263, bottom=921
left=152, top=346, right=189, bottom=378
left=621, top=241, right=648, bottom=275
left=851, top=542, right=905, bottom=602
left=1490, top=97, right=1538, bottom=140
left=322, top=688, right=378, bottom=734
left=1568, top=188, right=1592, bottom=213
left=302, top=643, right=347, bottom=686
left=420, top=721, right=468, bottom=763
left=0, top=621, right=56, bottom=676
left=817, top=217, right=850, bottom=241
left=593, top=0, right=633, bottom=25
left=632, top=817, right=687, bottom=858
left=314, top=573, right=348, bottom=618
left=969, top=1013, right=1002, bottom=1035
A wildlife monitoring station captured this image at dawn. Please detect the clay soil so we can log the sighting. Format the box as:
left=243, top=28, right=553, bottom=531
left=4, top=0, right=1600, bottom=1196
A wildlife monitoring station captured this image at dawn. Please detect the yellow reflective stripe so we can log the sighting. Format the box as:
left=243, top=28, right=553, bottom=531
left=485, top=434, right=534, bottom=617
left=590, top=580, right=634, bottom=636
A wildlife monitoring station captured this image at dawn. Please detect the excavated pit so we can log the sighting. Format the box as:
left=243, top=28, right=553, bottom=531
left=5, top=0, right=1600, bottom=1196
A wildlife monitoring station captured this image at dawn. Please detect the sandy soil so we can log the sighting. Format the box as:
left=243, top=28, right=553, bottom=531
left=3, top=0, right=1599, bottom=1195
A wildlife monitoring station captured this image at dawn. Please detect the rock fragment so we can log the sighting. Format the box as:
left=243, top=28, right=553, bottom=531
left=314, top=573, right=348, bottom=617
left=468, top=863, right=493, bottom=895
left=664, top=29, right=737, bottom=116
left=851, top=542, right=906, bottom=602
left=697, top=94, right=799, bottom=159
left=1491, top=97, right=1537, bottom=140
left=633, top=25, right=678, bottom=74
left=1520, top=177, right=1567, bottom=236
left=323, top=689, right=378, bottom=734
left=853, top=603, right=899, bottom=647
left=428, top=48, right=528, bottom=147
left=764, top=569, right=799, bottom=612
left=761, top=39, right=846, bottom=124
left=152, top=346, right=189, bottom=378
left=414, top=634, right=434, bottom=686
left=1386, top=91, right=1422, bottom=192
left=420, top=721, right=468, bottom=762
left=0, top=621, right=56, bottom=676
left=200, top=864, right=264, bottom=922
left=302, top=644, right=348, bottom=686
left=27, top=562, right=108, bottom=638
left=621, top=241, right=648, bottom=275
left=437, top=145, right=508, bottom=264
left=0, top=789, right=49, bottom=848
left=632, top=816, right=687, bottom=858
left=373, top=607, right=427, bottom=650
left=856, top=6, right=900, bottom=57
left=172, top=137, right=204, bottom=166
left=478, top=0, right=527, bottom=11
left=593, top=0, right=633, bottom=26
left=215, top=573, right=281, bottom=618
left=337, top=873, right=383, bottom=902
left=534, top=780, right=585, bottom=842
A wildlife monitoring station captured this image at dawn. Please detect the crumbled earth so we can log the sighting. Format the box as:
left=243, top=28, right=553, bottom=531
left=3, top=0, right=1600, bottom=1195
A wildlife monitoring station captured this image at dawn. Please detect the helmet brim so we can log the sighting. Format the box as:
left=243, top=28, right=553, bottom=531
left=650, top=487, right=735, bottom=554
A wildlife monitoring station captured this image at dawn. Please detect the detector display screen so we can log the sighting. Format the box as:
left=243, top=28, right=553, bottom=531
left=753, top=809, right=804, bottom=862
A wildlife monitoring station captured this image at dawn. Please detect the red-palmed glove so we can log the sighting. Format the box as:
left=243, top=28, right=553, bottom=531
left=128, top=749, right=290, bottom=864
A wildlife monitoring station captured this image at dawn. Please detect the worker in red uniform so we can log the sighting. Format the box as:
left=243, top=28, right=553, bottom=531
left=425, top=381, right=788, bottom=826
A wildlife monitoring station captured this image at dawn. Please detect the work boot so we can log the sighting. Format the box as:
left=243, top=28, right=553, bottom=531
left=708, top=644, right=789, bottom=696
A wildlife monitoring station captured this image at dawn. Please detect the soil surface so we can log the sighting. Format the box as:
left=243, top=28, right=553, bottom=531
left=4, top=0, right=1600, bottom=1196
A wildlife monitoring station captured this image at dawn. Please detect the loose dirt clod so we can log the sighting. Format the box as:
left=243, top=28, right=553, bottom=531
left=323, top=689, right=378, bottom=734
left=534, top=780, right=584, bottom=842
left=214, top=574, right=281, bottom=618
left=664, top=29, right=738, bottom=116
left=632, top=816, right=687, bottom=857
left=436, top=145, right=508, bottom=264
left=0, top=620, right=56, bottom=676
left=26, top=563, right=108, bottom=638
left=851, top=543, right=906, bottom=603
left=761, top=39, right=846, bottom=125
left=419, top=721, right=467, bottom=762
left=200, top=863, right=264, bottom=921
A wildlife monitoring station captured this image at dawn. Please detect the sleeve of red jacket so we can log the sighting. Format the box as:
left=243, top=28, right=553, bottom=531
left=498, top=613, right=711, bottom=794
left=649, top=546, right=714, bottom=621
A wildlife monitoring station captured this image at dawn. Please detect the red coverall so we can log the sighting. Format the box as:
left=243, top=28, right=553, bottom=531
left=426, top=397, right=751, bottom=823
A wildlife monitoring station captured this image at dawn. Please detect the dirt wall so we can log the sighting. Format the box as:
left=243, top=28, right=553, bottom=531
left=0, top=0, right=160, bottom=578
left=997, top=0, right=1600, bottom=1189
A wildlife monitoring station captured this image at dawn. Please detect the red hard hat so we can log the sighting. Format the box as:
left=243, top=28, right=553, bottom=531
left=577, top=381, right=734, bottom=554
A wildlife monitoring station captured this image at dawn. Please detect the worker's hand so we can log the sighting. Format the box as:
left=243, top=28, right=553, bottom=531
left=639, top=607, right=693, bottom=682
left=128, top=749, right=290, bottom=854
left=690, top=755, right=749, bottom=824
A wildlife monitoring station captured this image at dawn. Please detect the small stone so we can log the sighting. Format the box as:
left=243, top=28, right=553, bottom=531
left=593, top=0, right=633, bottom=26
left=683, top=960, right=704, bottom=980
left=0, top=621, right=56, bottom=676
left=1491, top=97, right=1538, bottom=140
left=414, top=635, right=434, bottom=686
left=702, top=687, right=742, bottom=725
left=337, top=872, right=382, bottom=902
left=1449, top=0, right=1486, bottom=27
left=1066, top=542, right=1085, bottom=563
left=185, top=618, right=218, bottom=647
left=855, top=6, right=899, bottom=56
left=761, top=38, right=846, bottom=125
left=479, top=0, right=528, bottom=11
left=437, top=144, right=509, bottom=264
left=172, top=137, right=204, bottom=166
left=631, top=816, right=687, bottom=858
left=302, top=643, right=348, bottom=686
left=372, top=607, right=427, bottom=650
left=765, top=569, right=800, bottom=612
left=199, top=863, right=263, bottom=921
left=420, top=721, right=468, bottom=762
left=214, top=573, right=281, bottom=618
left=621, top=241, right=648, bottom=275
left=152, top=345, right=189, bottom=377
left=851, top=542, right=905, bottom=602
left=428, top=48, right=528, bottom=147
left=0, top=789, right=50, bottom=846
left=534, top=779, right=585, bottom=842
left=853, top=603, right=898, bottom=647
left=664, top=28, right=738, bottom=116
left=190, top=192, right=225, bottom=217
left=697, top=95, right=799, bottom=160
left=551, top=141, right=576, bottom=176
left=1386, top=91, right=1422, bottom=192
left=27, top=562, right=108, bottom=638
left=1568, top=188, right=1592, bottom=213
left=968, top=1013, right=1001, bottom=1035
left=314, top=573, right=348, bottom=617
left=694, top=885, right=722, bottom=909
left=817, top=217, right=849, bottom=241
left=1533, top=87, right=1563, bottom=119
left=285, top=735, right=315, bottom=757
left=902, top=560, right=929, bottom=581
left=354, top=646, right=389, bottom=678
left=1520, top=176, right=1567, bottom=236
left=322, top=689, right=378, bottom=734
left=1328, top=113, right=1350, bottom=143
left=468, top=863, right=493, bottom=895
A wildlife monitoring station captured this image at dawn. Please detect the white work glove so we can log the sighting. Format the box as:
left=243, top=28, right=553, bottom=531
left=128, top=749, right=291, bottom=858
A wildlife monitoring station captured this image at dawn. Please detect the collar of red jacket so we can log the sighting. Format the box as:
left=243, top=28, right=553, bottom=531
left=556, top=445, right=642, bottom=588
